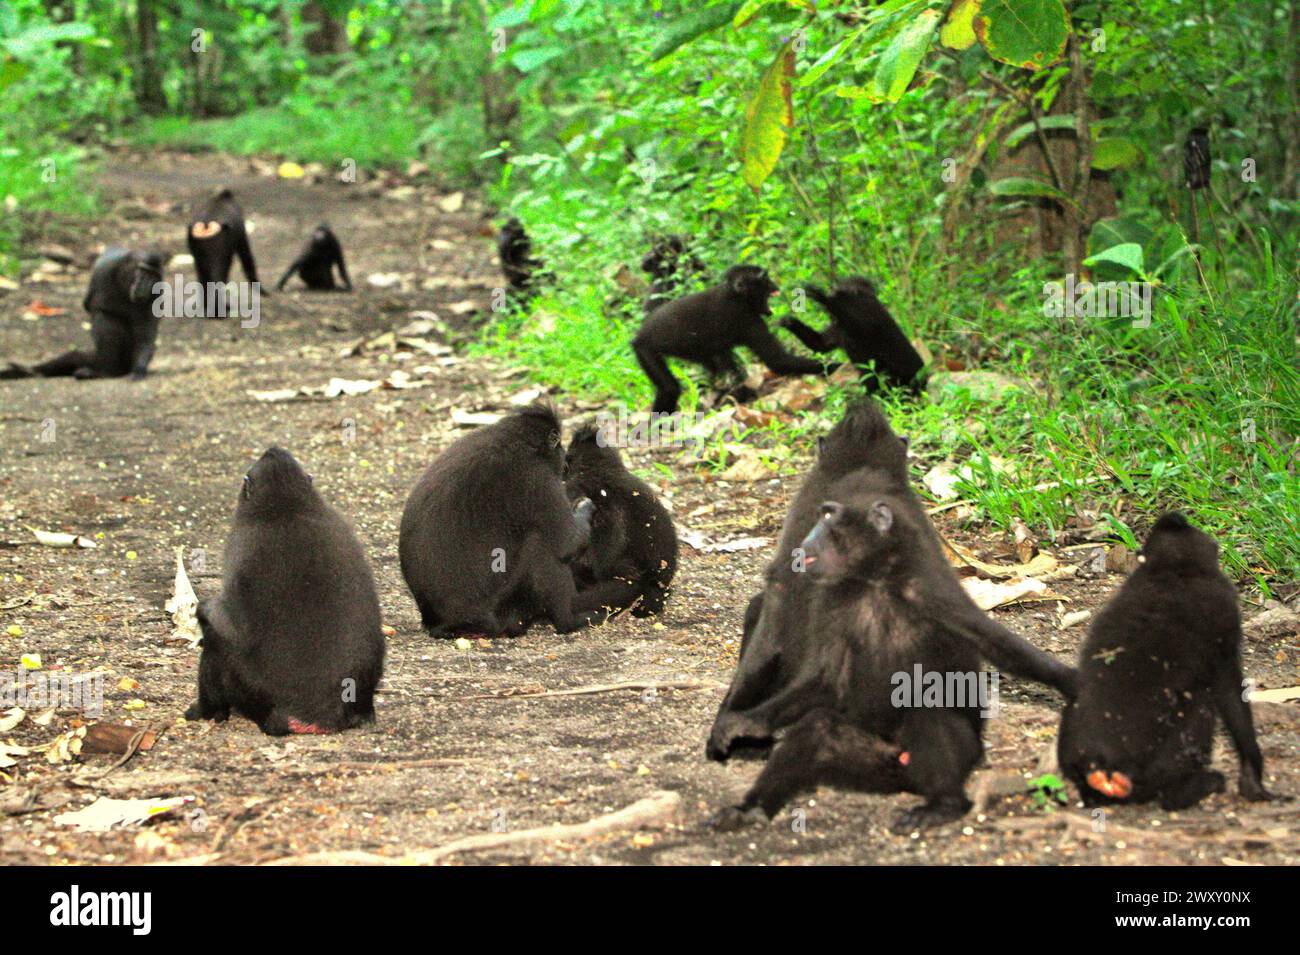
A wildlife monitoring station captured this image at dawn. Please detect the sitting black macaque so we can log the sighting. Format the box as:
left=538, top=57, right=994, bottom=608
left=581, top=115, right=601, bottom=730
left=641, top=233, right=705, bottom=314
left=399, top=403, right=597, bottom=637
left=710, top=400, right=1074, bottom=769
left=1, top=247, right=163, bottom=381
left=712, top=496, right=982, bottom=831
left=188, top=188, right=260, bottom=317
left=711, top=489, right=989, bottom=833
left=1058, top=513, right=1275, bottom=810
left=563, top=425, right=678, bottom=620
left=632, top=264, right=825, bottom=414
left=277, top=224, right=352, bottom=291
left=185, top=447, right=385, bottom=736
left=713, top=400, right=911, bottom=758
left=780, top=277, right=924, bottom=392
left=497, top=216, right=543, bottom=294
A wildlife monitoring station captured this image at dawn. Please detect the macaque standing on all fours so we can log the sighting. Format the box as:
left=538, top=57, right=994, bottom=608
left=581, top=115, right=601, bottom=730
left=632, top=264, right=825, bottom=414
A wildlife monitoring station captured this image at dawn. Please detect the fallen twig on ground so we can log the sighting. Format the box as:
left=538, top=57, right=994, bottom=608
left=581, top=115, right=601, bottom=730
left=470, top=679, right=724, bottom=700
left=263, top=789, right=683, bottom=866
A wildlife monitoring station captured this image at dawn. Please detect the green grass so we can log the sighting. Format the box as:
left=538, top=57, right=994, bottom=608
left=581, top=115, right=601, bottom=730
left=470, top=211, right=1300, bottom=585
left=133, top=95, right=488, bottom=186
left=135, top=106, right=422, bottom=172
left=0, top=140, right=99, bottom=273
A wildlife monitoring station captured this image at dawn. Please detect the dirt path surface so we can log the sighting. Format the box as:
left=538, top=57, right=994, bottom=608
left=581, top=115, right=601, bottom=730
left=0, top=151, right=1296, bottom=866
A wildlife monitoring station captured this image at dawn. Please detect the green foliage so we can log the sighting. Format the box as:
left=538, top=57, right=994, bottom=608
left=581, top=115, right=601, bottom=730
left=3, top=0, right=1297, bottom=579
left=1029, top=773, right=1069, bottom=811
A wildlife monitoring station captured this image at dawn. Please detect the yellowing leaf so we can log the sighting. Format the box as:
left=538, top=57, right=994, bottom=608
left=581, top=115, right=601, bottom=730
left=20, top=653, right=41, bottom=670
left=118, top=677, right=139, bottom=691
left=277, top=161, right=305, bottom=179
left=941, top=0, right=980, bottom=50
left=740, top=46, right=795, bottom=193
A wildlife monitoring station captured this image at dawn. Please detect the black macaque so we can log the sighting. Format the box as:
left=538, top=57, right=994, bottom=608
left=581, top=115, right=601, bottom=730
left=184, top=447, right=385, bottom=736
left=641, top=233, right=705, bottom=314
left=187, top=188, right=260, bottom=317
left=780, top=277, right=924, bottom=392
left=1183, top=127, right=1211, bottom=190
left=277, top=224, right=352, bottom=291
left=497, top=216, right=543, bottom=294
left=1058, top=513, right=1275, bottom=811
left=562, top=425, right=678, bottom=621
left=632, top=264, right=824, bottom=414
left=399, top=403, right=597, bottom=637
left=710, top=400, right=1073, bottom=768
left=712, top=400, right=911, bottom=759
left=711, top=490, right=990, bottom=833
left=1, top=247, right=163, bottom=381
left=708, top=403, right=1077, bottom=830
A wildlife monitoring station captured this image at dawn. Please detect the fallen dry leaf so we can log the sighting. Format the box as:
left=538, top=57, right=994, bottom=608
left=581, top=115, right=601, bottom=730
left=946, top=539, right=1058, bottom=580
left=961, top=575, right=1050, bottom=611
left=28, top=528, right=96, bottom=549
left=163, top=548, right=201, bottom=647
left=1250, top=686, right=1300, bottom=704
left=451, top=410, right=503, bottom=428
left=0, top=707, right=24, bottom=732
left=81, top=722, right=158, bottom=755
left=54, top=795, right=194, bottom=832
left=720, top=448, right=771, bottom=482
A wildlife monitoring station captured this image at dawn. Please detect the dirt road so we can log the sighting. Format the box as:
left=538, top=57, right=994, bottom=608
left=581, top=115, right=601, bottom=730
left=0, top=151, right=1295, bottom=865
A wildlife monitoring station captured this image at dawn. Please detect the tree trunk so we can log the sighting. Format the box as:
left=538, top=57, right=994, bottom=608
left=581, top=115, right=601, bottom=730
left=1285, top=0, right=1300, bottom=202
left=303, top=2, right=349, bottom=55
left=135, top=0, right=167, bottom=115
left=1061, top=35, right=1093, bottom=279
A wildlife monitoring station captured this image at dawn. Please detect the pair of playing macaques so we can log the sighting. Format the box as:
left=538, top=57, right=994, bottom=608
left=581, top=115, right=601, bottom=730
left=496, top=221, right=925, bottom=413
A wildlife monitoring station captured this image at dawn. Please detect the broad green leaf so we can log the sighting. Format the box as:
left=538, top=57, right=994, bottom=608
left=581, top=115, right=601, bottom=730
left=1003, top=114, right=1075, bottom=150
left=1088, top=216, right=1154, bottom=252
left=510, top=45, right=565, bottom=73
left=799, top=28, right=863, bottom=87
left=871, top=8, right=941, bottom=103
left=740, top=45, right=795, bottom=193
left=988, top=176, right=1069, bottom=201
left=649, top=3, right=741, bottom=62
left=1091, top=137, right=1142, bottom=170
left=974, top=0, right=1069, bottom=70
left=1083, top=242, right=1145, bottom=275
left=488, top=3, right=533, bottom=30
left=940, top=0, right=979, bottom=50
